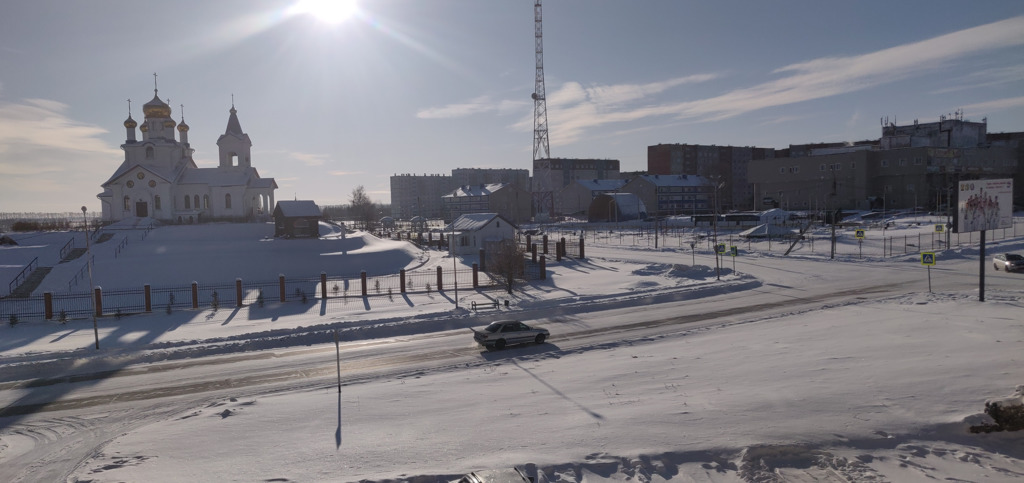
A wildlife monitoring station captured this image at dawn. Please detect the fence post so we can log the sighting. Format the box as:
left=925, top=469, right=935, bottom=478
left=473, top=263, right=479, bottom=288
left=44, top=292, right=53, bottom=320
left=95, top=286, right=104, bottom=316
left=144, top=284, right=152, bottom=312
left=400, top=269, right=406, bottom=293
left=539, top=256, right=546, bottom=280
left=579, top=237, right=585, bottom=259
left=359, top=271, right=367, bottom=297
left=531, top=244, right=538, bottom=263
left=236, top=278, right=243, bottom=308
left=436, top=266, right=443, bottom=292
left=556, top=240, right=562, bottom=262
left=279, top=274, right=286, bottom=302
left=320, top=272, right=327, bottom=300
left=542, top=234, right=549, bottom=254
left=191, top=282, right=199, bottom=309
left=526, top=234, right=532, bottom=252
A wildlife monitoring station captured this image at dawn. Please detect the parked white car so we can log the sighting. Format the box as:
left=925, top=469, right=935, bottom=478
left=471, top=320, right=549, bottom=351
left=993, top=253, right=1024, bottom=272
left=451, top=466, right=534, bottom=483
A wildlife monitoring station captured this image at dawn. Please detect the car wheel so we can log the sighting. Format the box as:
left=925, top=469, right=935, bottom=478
left=494, top=339, right=506, bottom=350
left=994, top=263, right=999, bottom=270
left=535, top=333, right=546, bottom=344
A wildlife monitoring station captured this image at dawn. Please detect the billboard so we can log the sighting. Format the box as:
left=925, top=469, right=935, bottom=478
left=956, top=178, right=1013, bottom=233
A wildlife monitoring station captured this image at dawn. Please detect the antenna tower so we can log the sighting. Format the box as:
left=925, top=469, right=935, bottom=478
left=531, top=0, right=552, bottom=219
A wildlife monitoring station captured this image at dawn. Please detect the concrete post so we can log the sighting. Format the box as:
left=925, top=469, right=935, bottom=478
left=542, top=234, right=549, bottom=254
left=320, top=272, right=327, bottom=299
left=144, top=284, right=152, bottom=312
left=95, top=286, right=104, bottom=316
left=44, top=292, right=53, bottom=320
left=191, top=282, right=199, bottom=309
left=472, top=263, right=479, bottom=288
left=279, top=274, right=286, bottom=302
left=361, top=271, right=368, bottom=297
left=400, top=269, right=406, bottom=293
left=436, top=266, right=443, bottom=292
left=236, top=278, right=243, bottom=308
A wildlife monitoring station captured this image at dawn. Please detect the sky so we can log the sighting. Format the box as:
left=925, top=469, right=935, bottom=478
left=1, top=0, right=1023, bottom=213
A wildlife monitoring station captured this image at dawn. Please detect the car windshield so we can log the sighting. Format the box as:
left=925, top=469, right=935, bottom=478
left=484, top=323, right=504, bottom=333
left=1006, top=254, right=1023, bottom=261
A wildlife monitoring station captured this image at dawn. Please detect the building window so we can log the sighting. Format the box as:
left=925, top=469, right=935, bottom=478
left=881, top=160, right=889, bottom=168
left=155, top=195, right=161, bottom=210
left=145, top=146, right=154, bottom=159
left=778, top=167, right=785, bottom=174
left=123, top=196, right=131, bottom=211
left=204, top=195, right=210, bottom=209
left=225, top=194, right=232, bottom=209
left=835, top=163, right=841, bottom=171
left=184, top=195, right=191, bottom=209
left=914, top=157, right=922, bottom=165
left=898, top=158, right=907, bottom=167
left=194, top=195, right=200, bottom=210
left=820, top=164, right=826, bottom=171
left=791, top=166, right=800, bottom=173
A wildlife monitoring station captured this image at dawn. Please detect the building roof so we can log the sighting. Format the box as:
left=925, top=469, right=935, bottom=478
left=574, top=179, right=628, bottom=191
left=636, top=174, right=711, bottom=187
left=275, top=200, right=321, bottom=217
left=444, top=213, right=516, bottom=232
left=443, top=183, right=508, bottom=198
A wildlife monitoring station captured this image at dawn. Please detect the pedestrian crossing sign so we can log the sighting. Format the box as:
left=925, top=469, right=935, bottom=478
left=921, top=252, right=936, bottom=265
left=855, top=229, right=865, bottom=239
left=935, top=224, right=944, bottom=233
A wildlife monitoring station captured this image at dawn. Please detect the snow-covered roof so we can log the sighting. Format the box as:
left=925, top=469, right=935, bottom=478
left=574, top=179, right=628, bottom=191
left=444, top=213, right=515, bottom=232
left=275, top=200, right=321, bottom=217
left=443, top=183, right=508, bottom=198
left=738, top=223, right=796, bottom=238
left=636, top=174, right=711, bottom=188
left=179, top=167, right=258, bottom=187
left=607, top=192, right=646, bottom=217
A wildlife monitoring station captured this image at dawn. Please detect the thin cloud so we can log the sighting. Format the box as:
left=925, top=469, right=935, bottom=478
left=416, top=96, right=528, bottom=119
left=962, top=96, right=1024, bottom=115
left=288, top=152, right=330, bottom=167
left=536, top=16, right=1024, bottom=145
left=930, top=64, right=1024, bottom=94
left=328, top=170, right=363, bottom=176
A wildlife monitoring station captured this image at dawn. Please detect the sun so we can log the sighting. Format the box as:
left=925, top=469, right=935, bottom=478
left=288, top=0, right=358, bottom=24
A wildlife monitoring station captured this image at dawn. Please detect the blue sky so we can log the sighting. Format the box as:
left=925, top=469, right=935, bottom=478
left=1, top=0, right=1023, bottom=213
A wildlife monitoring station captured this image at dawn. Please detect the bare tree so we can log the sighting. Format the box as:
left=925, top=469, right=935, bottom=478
left=489, top=239, right=526, bottom=294
left=349, top=185, right=376, bottom=230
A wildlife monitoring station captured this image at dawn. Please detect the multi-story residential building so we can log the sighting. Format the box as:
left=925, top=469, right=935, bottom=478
left=389, top=173, right=455, bottom=220
left=533, top=158, right=620, bottom=191
left=441, top=183, right=532, bottom=224
left=748, top=118, right=1019, bottom=213
left=647, top=144, right=775, bottom=211
left=621, top=174, right=713, bottom=216
left=451, top=168, right=530, bottom=191
left=556, top=179, right=628, bottom=216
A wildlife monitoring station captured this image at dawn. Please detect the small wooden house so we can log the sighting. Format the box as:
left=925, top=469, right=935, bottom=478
left=445, top=213, right=516, bottom=256
left=273, top=200, right=322, bottom=238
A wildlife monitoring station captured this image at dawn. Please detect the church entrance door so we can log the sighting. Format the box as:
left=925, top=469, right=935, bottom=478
left=136, top=201, right=149, bottom=217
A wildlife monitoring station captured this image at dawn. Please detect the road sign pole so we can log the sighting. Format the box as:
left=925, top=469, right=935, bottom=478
left=927, top=265, right=932, bottom=293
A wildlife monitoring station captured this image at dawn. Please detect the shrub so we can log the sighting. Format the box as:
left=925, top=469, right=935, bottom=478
left=387, top=288, right=393, bottom=302
left=211, top=290, right=220, bottom=311
left=8, top=313, right=18, bottom=327
left=58, top=310, right=68, bottom=324
left=374, top=279, right=381, bottom=294
left=332, top=283, right=340, bottom=295
left=257, top=289, right=265, bottom=308
left=971, top=402, right=1024, bottom=433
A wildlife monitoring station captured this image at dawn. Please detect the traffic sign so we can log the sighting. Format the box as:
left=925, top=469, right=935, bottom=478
left=934, top=224, right=944, bottom=233
left=730, top=246, right=738, bottom=257
left=716, top=243, right=726, bottom=254
left=921, top=252, right=936, bottom=265
left=855, top=229, right=865, bottom=239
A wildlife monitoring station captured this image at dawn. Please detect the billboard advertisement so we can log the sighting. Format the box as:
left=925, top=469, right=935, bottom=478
left=956, top=178, right=1013, bottom=233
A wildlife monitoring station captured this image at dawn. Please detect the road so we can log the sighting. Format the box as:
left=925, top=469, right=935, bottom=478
left=0, top=246, right=1018, bottom=482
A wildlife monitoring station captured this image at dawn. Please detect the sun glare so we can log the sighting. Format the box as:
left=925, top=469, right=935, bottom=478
left=289, top=0, right=358, bottom=24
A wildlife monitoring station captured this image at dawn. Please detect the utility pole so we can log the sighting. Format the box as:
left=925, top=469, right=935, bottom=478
left=531, top=0, right=553, bottom=220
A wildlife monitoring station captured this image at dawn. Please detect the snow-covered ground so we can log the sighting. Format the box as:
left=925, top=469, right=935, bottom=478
left=0, top=217, right=1022, bottom=482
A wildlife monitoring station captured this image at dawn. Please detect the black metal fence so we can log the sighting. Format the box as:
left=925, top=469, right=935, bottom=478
left=1, top=265, right=508, bottom=323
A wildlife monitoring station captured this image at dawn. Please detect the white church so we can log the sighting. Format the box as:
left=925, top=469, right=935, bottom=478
left=98, top=86, right=277, bottom=224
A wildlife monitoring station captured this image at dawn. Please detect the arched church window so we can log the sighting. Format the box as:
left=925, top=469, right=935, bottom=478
left=225, top=194, right=232, bottom=209
left=123, top=196, right=131, bottom=211
left=194, top=195, right=200, bottom=210
left=184, top=195, right=191, bottom=209
left=155, top=195, right=161, bottom=211
left=204, top=195, right=210, bottom=209
left=145, top=146, right=154, bottom=159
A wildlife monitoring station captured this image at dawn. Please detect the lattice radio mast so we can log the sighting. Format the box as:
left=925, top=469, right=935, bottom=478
left=531, top=0, right=553, bottom=219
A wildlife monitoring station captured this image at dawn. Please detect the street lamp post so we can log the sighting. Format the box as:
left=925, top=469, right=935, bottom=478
left=82, top=206, right=99, bottom=350
left=713, top=180, right=724, bottom=281
left=450, top=218, right=458, bottom=309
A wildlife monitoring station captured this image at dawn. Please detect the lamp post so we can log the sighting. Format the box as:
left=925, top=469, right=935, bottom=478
left=82, top=206, right=99, bottom=350
left=713, top=180, right=725, bottom=281
left=450, top=217, right=458, bottom=309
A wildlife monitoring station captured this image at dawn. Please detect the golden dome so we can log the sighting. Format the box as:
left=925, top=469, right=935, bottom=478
left=124, top=116, right=137, bottom=129
left=140, top=124, right=149, bottom=133
left=143, top=94, right=171, bottom=119
left=177, top=121, right=190, bottom=132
